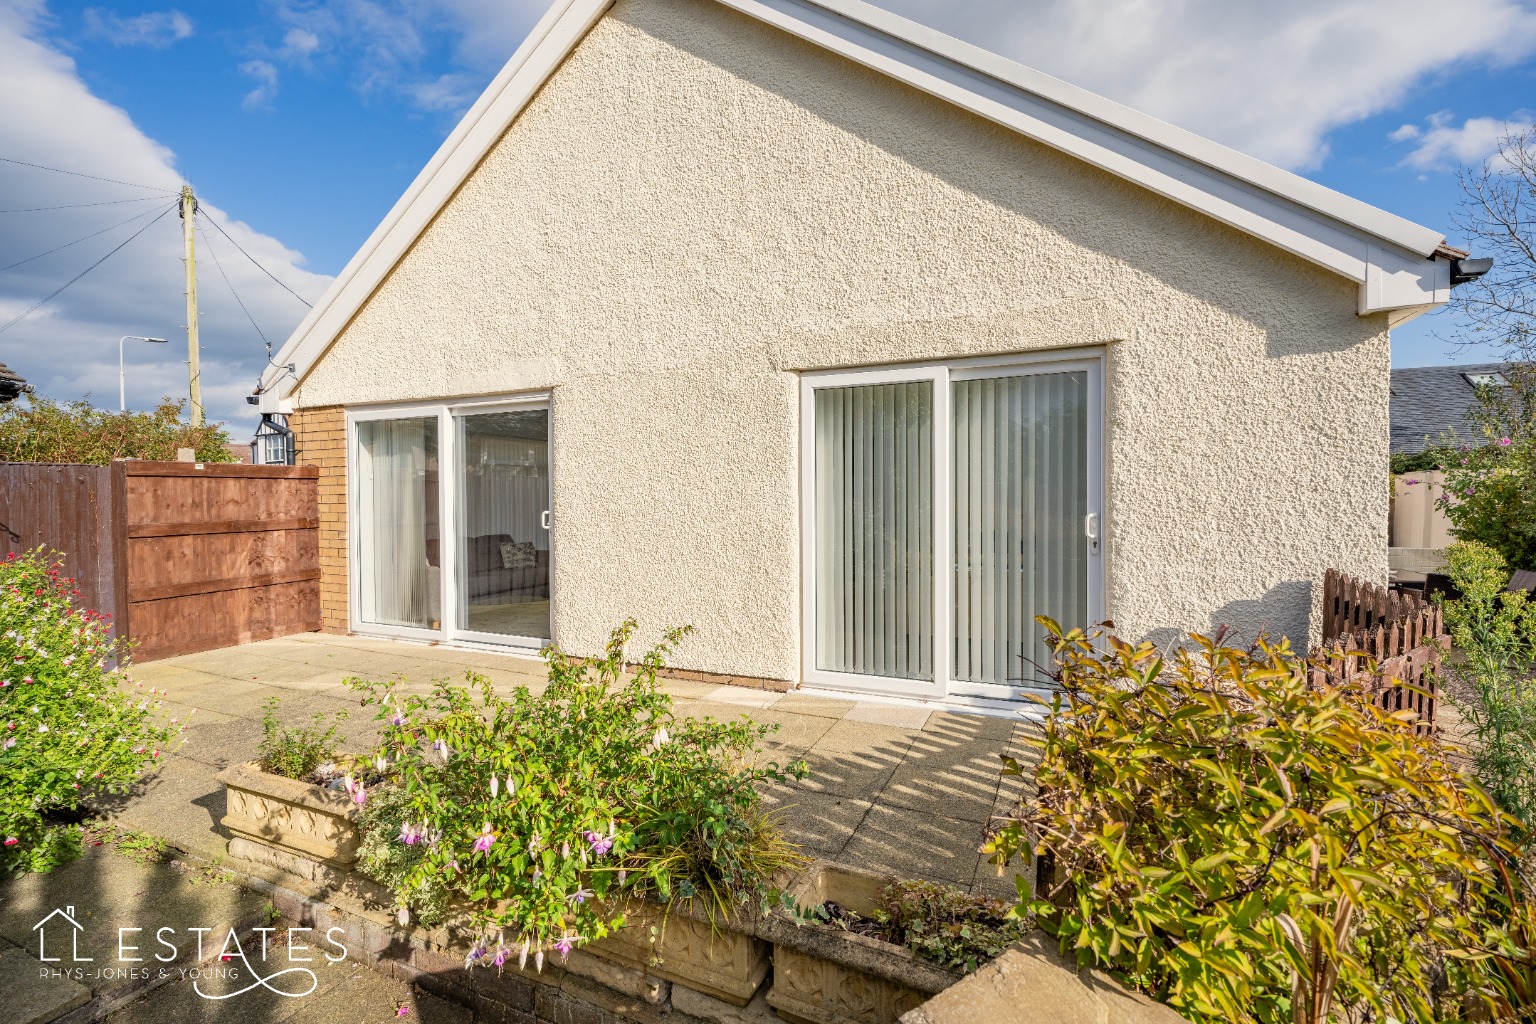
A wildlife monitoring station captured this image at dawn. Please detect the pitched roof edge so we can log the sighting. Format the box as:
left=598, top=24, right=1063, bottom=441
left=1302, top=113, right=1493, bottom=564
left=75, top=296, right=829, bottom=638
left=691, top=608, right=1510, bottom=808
left=260, top=0, right=1453, bottom=398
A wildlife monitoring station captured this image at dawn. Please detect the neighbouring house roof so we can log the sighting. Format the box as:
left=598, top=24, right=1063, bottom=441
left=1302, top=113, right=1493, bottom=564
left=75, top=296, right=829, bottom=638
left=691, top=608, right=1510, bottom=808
left=258, top=0, right=1464, bottom=405
left=1389, top=363, right=1523, bottom=455
left=0, top=361, right=29, bottom=403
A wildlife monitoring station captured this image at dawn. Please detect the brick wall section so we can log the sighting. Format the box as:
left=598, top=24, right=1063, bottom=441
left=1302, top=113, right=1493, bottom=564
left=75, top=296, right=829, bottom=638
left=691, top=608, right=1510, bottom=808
left=290, top=405, right=348, bottom=633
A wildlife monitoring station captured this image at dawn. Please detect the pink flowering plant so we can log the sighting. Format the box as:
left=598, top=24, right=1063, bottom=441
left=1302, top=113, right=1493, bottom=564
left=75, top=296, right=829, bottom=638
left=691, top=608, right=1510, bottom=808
left=349, top=620, right=806, bottom=968
left=0, top=549, right=180, bottom=873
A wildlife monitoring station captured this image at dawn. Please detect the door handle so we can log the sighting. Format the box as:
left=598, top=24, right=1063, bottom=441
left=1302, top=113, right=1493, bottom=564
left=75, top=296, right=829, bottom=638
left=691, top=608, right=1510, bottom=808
left=541, top=510, right=552, bottom=531
left=1085, top=512, right=1100, bottom=554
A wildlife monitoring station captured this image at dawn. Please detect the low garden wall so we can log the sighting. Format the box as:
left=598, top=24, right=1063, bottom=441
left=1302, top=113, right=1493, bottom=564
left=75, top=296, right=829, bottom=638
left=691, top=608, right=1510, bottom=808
left=214, top=763, right=1173, bottom=1024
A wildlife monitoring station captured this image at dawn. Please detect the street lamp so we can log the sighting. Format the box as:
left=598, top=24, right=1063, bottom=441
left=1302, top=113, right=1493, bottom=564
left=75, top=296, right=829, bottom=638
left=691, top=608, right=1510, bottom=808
left=119, top=336, right=168, bottom=412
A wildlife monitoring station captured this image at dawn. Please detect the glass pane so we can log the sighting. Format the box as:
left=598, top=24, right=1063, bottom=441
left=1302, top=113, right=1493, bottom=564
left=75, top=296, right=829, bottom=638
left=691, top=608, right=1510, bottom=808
left=814, top=381, right=933, bottom=680
left=952, top=372, right=1087, bottom=686
left=458, top=409, right=550, bottom=639
left=356, top=417, right=440, bottom=629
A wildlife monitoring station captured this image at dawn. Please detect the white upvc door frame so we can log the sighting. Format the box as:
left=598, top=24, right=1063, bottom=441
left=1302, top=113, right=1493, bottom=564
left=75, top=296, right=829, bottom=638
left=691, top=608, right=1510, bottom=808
left=799, top=349, right=1105, bottom=701
left=346, top=393, right=553, bottom=651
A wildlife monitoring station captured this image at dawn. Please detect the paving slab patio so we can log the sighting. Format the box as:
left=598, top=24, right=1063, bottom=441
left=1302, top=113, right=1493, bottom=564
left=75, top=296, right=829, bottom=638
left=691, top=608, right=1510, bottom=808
left=107, top=632, right=1040, bottom=895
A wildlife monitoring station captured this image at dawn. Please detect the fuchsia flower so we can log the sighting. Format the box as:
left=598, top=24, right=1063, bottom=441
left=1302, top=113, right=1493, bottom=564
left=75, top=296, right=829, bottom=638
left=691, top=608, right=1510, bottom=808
left=584, top=830, right=613, bottom=858
left=492, top=947, right=509, bottom=968
left=1500, top=437, right=1513, bottom=446
left=3, top=837, right=16, bottom=846
left=555, top=935, right=575, bottom=960
left=397, top=907, right=410, bottom=926
left=567, top=887, right=593, bottom=906
left=390, top=713, right=406, bottom=727
left=473, top=823, right=496, bottom=853
left=399, top=822, right=423, bottom=846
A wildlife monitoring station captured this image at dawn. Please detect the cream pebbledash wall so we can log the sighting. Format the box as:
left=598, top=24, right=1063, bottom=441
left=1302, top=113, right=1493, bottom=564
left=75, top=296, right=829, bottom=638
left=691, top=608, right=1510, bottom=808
left=293, top=0, right=1390, bottom=681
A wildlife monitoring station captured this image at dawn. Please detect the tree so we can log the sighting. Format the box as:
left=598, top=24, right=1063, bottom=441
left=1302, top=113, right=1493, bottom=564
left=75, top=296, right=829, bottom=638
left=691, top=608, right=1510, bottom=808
left=1450, top=125, right=1536, bottom=364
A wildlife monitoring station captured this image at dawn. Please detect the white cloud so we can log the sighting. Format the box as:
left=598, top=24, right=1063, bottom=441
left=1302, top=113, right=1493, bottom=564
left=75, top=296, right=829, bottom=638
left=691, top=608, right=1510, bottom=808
left=1389, top=110, right=1531, bottom=170
left=0, top=2, right=330, bottom=431
left=240, top=58, right=279, bottom=110
left=873, top=0, right=1536, bottom=170
left=81, top=7, right=191, bottom=48
left=282, top=27, right=319, bottom=57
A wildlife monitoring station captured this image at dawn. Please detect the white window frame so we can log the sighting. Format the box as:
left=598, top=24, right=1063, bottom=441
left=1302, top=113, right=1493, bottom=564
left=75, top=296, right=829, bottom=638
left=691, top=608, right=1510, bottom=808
left=346, top=393, right=554, bottom=651
left=799, top=350, right=1105, bottom=700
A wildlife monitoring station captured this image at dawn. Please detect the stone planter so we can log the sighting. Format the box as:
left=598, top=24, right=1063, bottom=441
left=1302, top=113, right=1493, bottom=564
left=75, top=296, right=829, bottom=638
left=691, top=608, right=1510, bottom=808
left=588, top=896, right=770, bottom=1007
left=763, top=861, right=961, bottom=1024
left=217, top=762, right=362, bottom=876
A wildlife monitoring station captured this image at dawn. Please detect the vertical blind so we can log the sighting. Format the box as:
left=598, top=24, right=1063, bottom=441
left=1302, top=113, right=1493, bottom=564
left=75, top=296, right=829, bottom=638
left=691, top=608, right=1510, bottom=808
left=357, top=417, right=440, bottom=629
left=813, top=381, right=934, bottom=680
left=952, top=372, right=1088, bottom=686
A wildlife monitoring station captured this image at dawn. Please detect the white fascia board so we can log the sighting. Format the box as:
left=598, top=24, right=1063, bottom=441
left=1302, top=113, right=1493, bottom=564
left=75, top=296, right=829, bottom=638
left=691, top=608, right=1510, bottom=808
left=260, top=0, right=614, bottom=398
left=263, top=0, right=1451, bottom=399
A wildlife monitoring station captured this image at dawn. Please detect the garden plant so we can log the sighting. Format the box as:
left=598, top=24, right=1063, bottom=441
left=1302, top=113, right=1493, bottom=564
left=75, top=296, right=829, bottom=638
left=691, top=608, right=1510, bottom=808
left=0, top=549, right=179, bottom=873
left=349, top=620, right=807, bottom=968
left=1438, top=540, right=1536, bottom=826
left=984, top=618, right=1532, bottom=1024
left=257, top=696, right=349, bottom=782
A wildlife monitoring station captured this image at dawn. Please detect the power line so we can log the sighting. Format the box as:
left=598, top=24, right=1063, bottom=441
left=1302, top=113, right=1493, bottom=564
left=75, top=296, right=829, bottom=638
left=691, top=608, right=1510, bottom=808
left=0, top=155, right=176, bottom=193
left=200, top=212, right=313, bottom=309
left=0, top=204, right=170, bottom=274
left=197, top=220, right=269, bottom=348
left=0, top=195, right=176, bottom=214
left=0, top=202, right=177, bottom=337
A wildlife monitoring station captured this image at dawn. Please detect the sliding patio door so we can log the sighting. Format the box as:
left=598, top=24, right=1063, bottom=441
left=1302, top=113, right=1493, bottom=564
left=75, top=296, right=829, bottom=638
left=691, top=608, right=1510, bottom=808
left=350, top=396, right=552, bottom=648
left=803, top=354, right=1102, bottom=699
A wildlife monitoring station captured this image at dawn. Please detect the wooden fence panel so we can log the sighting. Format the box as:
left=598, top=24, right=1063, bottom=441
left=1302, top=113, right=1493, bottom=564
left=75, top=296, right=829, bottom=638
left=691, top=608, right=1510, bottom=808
left=1316, top=569, right=1447, bottom=735
left=0, top=463, right=120, bottom=631
left=121, top=462, right=321, bottom=662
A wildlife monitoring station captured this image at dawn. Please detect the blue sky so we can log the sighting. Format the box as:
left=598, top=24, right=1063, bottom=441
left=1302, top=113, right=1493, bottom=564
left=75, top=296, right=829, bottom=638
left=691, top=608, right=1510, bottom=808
left=2, top=0, right=1535, bottom=429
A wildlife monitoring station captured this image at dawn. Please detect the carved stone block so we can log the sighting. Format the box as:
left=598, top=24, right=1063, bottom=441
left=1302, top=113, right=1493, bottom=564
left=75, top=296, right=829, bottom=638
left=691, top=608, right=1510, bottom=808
left=589, top=898, right=769, bottom=1006
left=763, top=861, right=960, bottom=1024
left=217, top=762, right=362, bottom=867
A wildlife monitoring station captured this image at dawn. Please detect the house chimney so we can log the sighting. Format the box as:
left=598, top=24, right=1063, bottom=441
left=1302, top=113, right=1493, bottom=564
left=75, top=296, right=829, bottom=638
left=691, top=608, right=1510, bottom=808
left=66, top=906, right=74, bottom=917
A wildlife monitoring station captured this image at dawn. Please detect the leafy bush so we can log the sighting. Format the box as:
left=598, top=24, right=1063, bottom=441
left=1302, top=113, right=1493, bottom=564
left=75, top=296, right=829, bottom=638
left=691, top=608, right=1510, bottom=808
left=984, top=619, right=1524, bottom=1024
left=348, top=620, right=806, bottom=967
left=1390, top=447, right=1455, bottom=475
left=1438, top=369, right=1536, bottom=570
left=800, top=879, right=1028, bottom=974
left=257, top=697, right=347, bottom=781
left=1439, top=540, right=1536, bottom=826
left=0, top=395, right=237, bottom=465
left=0, top=549, right=179, bottom=873
left=357, top=783, right=450, bottom=927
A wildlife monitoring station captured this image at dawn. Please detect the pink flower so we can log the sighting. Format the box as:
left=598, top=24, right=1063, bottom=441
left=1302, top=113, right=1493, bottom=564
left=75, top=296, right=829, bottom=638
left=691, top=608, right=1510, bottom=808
left=3, top=837, right=16, bottom=846
left=1499, top=437, right=1513, bottom=446
left=399, top=822, right=422, bottom=846
left=555, top=935, right=575, bottom=961
left=584, top=830, right=613, bottom=858
left=395, top=1008, right=411, bottom=1018
left=397, top=907, right=410, bottom=926
left=473, top=823, right=496, bottom=853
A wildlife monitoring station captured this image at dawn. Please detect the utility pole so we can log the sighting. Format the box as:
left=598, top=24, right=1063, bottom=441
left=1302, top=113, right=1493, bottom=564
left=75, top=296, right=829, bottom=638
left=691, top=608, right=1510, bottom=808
left=179, top=185, right=203, bottom=426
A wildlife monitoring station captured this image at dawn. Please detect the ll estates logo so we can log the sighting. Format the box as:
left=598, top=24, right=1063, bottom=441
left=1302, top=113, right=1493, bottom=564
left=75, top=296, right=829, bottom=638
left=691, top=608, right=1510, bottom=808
left=33, top=905, right=349, bottom=999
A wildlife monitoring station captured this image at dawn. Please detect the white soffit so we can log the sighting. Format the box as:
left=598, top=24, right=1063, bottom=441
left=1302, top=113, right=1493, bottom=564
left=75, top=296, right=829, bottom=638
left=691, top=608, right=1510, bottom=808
left=262, top=0, right=1453, bottom=397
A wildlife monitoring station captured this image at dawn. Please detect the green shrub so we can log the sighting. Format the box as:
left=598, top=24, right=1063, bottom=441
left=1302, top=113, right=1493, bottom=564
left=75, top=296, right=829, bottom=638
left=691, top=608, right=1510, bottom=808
left=257, top=697, right=347, bottom=781
left=984, top=619, right=1523, bottom=1024
left=1439, top=540, right=1536, bottom=826
left=0, top=549, right=179, bottom=873
left=356, top=783, right=450, bottom=927
left=1390, top=447, right=1456, bottom=475
left=347, top=620, right=806, bottom=967
left=0, top=395, right=237, bottom=465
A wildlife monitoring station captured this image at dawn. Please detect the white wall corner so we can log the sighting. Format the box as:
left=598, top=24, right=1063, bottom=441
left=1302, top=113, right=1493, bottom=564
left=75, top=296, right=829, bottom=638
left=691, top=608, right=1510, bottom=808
left=1359, top=245, right=1452, bottom=316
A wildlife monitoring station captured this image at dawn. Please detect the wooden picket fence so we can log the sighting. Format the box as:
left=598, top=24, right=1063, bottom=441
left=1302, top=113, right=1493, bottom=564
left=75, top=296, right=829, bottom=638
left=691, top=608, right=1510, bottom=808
left=1312, top=568, right=1448, bottom=734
